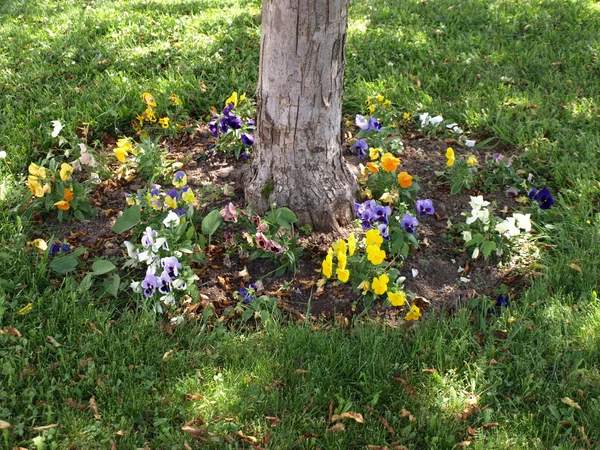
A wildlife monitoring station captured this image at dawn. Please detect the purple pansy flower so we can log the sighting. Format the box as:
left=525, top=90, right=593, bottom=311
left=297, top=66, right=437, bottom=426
left=401, top=214, right=419, bottom=233
left=159, top=271, right=172, bottom=294
left=415, top=199, right=435, bottom=216
left=220, top=202, right=238, bottom=222
left=150, top=184, right=161, bottom=196
left=241, top=133, right=254, bottom=146
left=141, top=227, right=158, bottom=248
left=530, top=188, right=555, bottom=209
left=161, top=256, right=182, bottom=280
left=367, top=117, right=381, bottom=131
left=378, top=223, right=390, bottom=241
left=352, top=139, right=368, bottom=159
left=60, top=243, right=72, bottom=254
left=268, top=240, right=285, bottom=254
left=141, top=270, right=160, bottom=298
left=255, top=232, right=269, bottom=250
left=49, top=243, right=61, bottom=256
left=496, top=294, right=510, bottom=307
left=208, top=118, right=220, bottom=138
left=355, top=114, right=369, bottom=130
left=173, top=208, right=187, bottom=216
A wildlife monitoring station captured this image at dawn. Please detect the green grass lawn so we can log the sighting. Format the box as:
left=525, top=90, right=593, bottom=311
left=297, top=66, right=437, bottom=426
left=2, top=0, right=600, bottom=448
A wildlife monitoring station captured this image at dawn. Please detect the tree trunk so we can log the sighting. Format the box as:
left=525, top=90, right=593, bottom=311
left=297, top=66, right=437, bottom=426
left=245, top=0, right=358, bottom=232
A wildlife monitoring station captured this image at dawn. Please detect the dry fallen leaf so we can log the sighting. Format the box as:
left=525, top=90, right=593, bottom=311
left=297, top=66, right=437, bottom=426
left=367, top=446, right=389, bottom=450
left=482, top=422, right=499, bottom=429
left=89, top=396, right=101, bottom=419
left=265, top=416, right=281, bottom=427
left=0, top=420, right=11, bottom=429
left=65, top=398, right=87, bottom=410
left=379, top=417, right=395, bottom=435
left=295, top=432, right=320, bottom=443
left=331, top=411, right=365, bottom=424
left=46, top=335, right=62, bottom=348
left=399, top=409, right=415, bottom=422
left=183, top=394, right=204, bottom=401
left=456, top=441, right=472, bottom=447
left=392, top=377, right=416, bottom=396
left=162, top=349, right=177, bottom=361
left=116, top=429, right=126, bottom=436
left=327, top=423, right=346, bottom=433
left=182, top=425, right=206, bottom=439
left=234, top=431, right=258, bottom=444
left=293, top=369, right=309, bottom=375
left=567, top=263, right=582, bottom=272
left=6, top=326, right=22, bottom=337
left=109, top=438, right=117, bottom=450
left=561, top=397, right=582, bottom=410
left=31, top=423, right=59, bottom=431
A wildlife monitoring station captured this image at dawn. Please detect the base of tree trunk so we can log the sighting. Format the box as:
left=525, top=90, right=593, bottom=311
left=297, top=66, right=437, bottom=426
left=245, top=157, right=358, bottom=233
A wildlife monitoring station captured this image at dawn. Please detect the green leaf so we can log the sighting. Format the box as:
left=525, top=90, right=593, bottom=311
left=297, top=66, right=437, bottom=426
left=481, top=240, right=497, bottom=259
left=275, top=207, right=297, bottom=229
left=49, top=256, right=78, bottom=273
left=450, top=181, right=464, bottom=195
left=91, top=260, right=116, bottom=275
left=186, top=224, right=195, bottom=240
left=112, top=205, right=141, bottom=234
left=201, top=209, right=223, bottom=237
left=101, top=274, right=120, bottom=297
left=241, top=309, right=254, bottom=322
left=465, top=233, right=484, bottom=247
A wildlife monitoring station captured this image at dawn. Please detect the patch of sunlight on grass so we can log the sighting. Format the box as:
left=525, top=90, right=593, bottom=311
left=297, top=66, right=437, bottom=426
left=563, top=97, right=598, bottom=121
left=348, top=18, right=371, bottom=34
left=430, top=369, right=478, bottom=418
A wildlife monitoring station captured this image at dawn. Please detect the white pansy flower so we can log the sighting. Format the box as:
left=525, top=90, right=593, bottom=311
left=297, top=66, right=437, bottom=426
left=124, top=241, right=138, bottom=259
left=51, top=120, right=64, bottom=137
left=462, top=231, right=472, bottom=242
left=163, top=211, right=180, bottom=228
left=419, top=112, right=430, bottom=127
left=0, top=151, right=6, bottom=159
left=429, top=115, right=443, bottom=126
left=513, top=213, right=532, bottom=232
left=465, top=139, right=476, bottom=148
left=472, top=247, right=480, bottom=259
left=469, top=195, right=490, bottom=212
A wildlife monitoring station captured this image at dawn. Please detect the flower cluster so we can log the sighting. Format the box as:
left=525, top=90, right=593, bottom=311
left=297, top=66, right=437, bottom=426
left=125, top=226, right=198, bottom=310
left=125, top=171, right=195, bottom=217
left=354, top=200, right=391, bottom=234
left=132, top=91, right=183, bottom=136
left=49, top=242, right=72, bottom=256
left=25, top=160, right=94, bottom=220
left=208, top=92, right=255, bottom=159
left=321, top=234, right=356, bottom=282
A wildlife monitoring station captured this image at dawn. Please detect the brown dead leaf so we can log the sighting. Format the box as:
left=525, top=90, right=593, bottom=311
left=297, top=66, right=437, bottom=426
left=493, top=330, right=508, bottom=340
left=237, top=267, right=251, bottom=282
left=265, top=416, right=281, bottom=427
left=561, top=397, right=582, bottom=410
left=116, top=429, right=125, bottom=436
left=456, top=441, right=472, bottom=447
left=162, top=349, right=177, bottom=361
left=567, top=263, right=582, bottom=272
left=392, top=377, right=416, bottom=396
left=328, top=401, right=334, bottom=423
left=367, top=446, right=389, bottom=450
left=327, top=423, right=346, bottom=433
left=79, top=357, right=94, bottom=367
left=467, top=425, right=476, bottom=436
left=489, top=359, right=499, bottom=366
left=331, top=411, right=365, bottom=424
left=182, top=425, right=206, bottom=439
left=303, top=396, right=315, bottom=412
left=65, top=398, right=87, bottom=410
left=217, top=276, right=231, bottom=290
left=31, top=423, right=59, bottom=431
left=183, top=394, right=204, bottom=401
left=399, top=409, right=415, bottom=422
left=482, top=422, right=499, bottom=429
left=46, top=335, right=62, bottom=347
left=455, top=405, right=480, bottom=421
left=0, top=420, right=11, bottom=429
left=6, top=326, right=22, bottom=337
left=295, top=432, right=320, bottom=443
left=558, top=420, right=572, bottom=427
left=183, top=441, right=192, bottom=450
left=379, top=417, right=395, bottom=435
left=392, top=446, right=409, bottom=450
left=293, top=369, right=309, bottom=375
left=422, top=368, right=437, bottom=374
left=235, top=431, right=258, bottom=444
left=89, top=396, right=101, bottom=419
left=109, top=438, right=116, bottom=450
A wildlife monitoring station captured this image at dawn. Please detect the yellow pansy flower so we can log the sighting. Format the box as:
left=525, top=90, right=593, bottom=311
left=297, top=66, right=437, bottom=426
left=380, top=192, right=393, bottom=203
left=366, top=162, right=379, bottom=173
left=362, top=188, right=373, bottom=199
left=141, top=92, right=157, bottom=107
left=372, top=274, right=389, bottom=295
left=402, top=112, right=411, bottom=121
left=336, top=267, right=350, bottom=283
left=159, top=117, right=170, bottom=129
left=347, top=233, right=356, bottom=256
left=60, top=162, right=74, bottom=181
left=376, top=94, right=385, bottom=103
left=337, top=252, right=347, bottom=270
left=445, top=147, right=455, bottom=167
left=369, top=147, right=381, bottom=160
left=54, top=200, right=70, bottom=211
left=357, top=280, right=370, bottom=295
left=331, top=239, right=347, bottom=255
left=322, top=254, right=333, bottom=278
left=366, top=245, right=386, bottom=265
left=225, top=91, right=239, bottom=107
left=182, top=188, right=195, bottom=204
left=367, top=105, right=375, bottom=114
left=145, top=106, right=157, bottom=122
left=398, top=171, right=413, bottom=188
left=405, top=305, right=422, bottom=321
left=365, top=229, right=383, bottom=247
left=170, top=93, right=183, bottom=105
left=30, top=239, right=47, bottom=251
left=380, top=152, right=400, bottom=172
left=114, top=148, right=127, bottom=163
left=466, top=154, right=478, bottom=167
left=28, top=162, right=46, bottom=179
left=388, top=291, right=407, bottom=307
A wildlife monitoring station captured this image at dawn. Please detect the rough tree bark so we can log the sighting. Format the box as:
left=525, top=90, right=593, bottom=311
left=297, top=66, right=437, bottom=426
left=245, top=0, right=358, bottom=232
